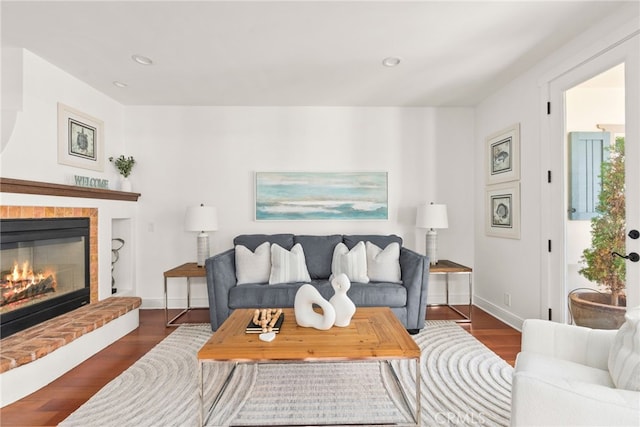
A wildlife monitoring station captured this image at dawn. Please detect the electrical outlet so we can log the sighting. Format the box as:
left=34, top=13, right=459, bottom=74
left=504, top=293, right=511, bottom=307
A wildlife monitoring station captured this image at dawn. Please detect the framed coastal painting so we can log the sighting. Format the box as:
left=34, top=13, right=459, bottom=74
left=57, top=103, right=104, bottom=172
left=485, top=182, right=521, bottom=239
left=255, top=172, right=388, bottom=221
left=486, top=123, right=520, bottom=184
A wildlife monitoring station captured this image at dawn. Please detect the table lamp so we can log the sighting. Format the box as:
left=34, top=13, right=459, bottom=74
left=416, top=202, right=448, bottom=265
left=184, top=204, right=218, bottom=267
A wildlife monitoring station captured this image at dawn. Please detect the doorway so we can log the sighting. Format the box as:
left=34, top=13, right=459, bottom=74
left=565, top=65, right=625, bottom=322
left=545, top=35, right=640, bottom=324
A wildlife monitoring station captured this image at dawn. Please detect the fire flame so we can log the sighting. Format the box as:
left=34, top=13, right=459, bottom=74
left=1, top=261, right=57, bottom=307
left=6, top=261, right=45, bottom=285
left=3, top=261, right=53, bottom=286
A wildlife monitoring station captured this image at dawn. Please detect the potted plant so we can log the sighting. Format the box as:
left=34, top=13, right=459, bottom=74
left=571, top=137, right=626, bottom=329
left=109, top=155, right=136, bottom=192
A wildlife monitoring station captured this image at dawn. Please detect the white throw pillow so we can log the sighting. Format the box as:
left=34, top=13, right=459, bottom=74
left=235, top=242, right=271, bottom=285
left=331, top=241, right=369, bottom=283
left=269, top=243, right=311, bottom=284
left=608, top=306, right=640, bottom=391
left=366, top=241, right=401, bottom=283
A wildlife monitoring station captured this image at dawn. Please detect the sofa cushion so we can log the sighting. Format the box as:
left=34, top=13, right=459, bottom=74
left=366, top=241, right=401, bottom=283
left=294, top=235, right=342, bottom=279
left=234, top=234, right=294, bottom=251
left=229, top=282, right=305, bottom=308
left=235, top=242, right=271, bottom=285
left=331, top=241, right=369, bottom=283
left=269, top=243, right=311, bottom=284
left=347, top=282, right=406, bottom=307
left=516, top=352, right=615, bottom=388
left=608, top=306, right=640, bottom=391
left=228, top=280, right=407, bottom=309
left=343, top=234, right=402, bottom=250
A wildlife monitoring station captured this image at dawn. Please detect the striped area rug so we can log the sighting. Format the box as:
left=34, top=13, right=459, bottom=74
left=60, top=321, right=513, bottom=427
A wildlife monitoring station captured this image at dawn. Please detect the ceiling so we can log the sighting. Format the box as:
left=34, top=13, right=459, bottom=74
left=1, top=1, right=633, bottom=107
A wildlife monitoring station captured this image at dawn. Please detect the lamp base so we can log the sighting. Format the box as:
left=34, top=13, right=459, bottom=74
left=426, top=229, right=438, bottom=265
left=196, top=232, right=210, bottom=267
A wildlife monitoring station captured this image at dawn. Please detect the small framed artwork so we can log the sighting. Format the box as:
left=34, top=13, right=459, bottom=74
left=486, top=123, right=520, bottom=184
left=57, top=103, right=104, bottom=171
left=486, top=182, right=521, bottom=239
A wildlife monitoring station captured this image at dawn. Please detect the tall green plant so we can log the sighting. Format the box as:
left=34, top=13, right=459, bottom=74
left=579, top=137, right=625, bottom=305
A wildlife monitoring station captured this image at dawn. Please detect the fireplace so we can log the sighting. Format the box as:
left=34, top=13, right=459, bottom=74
left=0, top=217, right=91, bottom=337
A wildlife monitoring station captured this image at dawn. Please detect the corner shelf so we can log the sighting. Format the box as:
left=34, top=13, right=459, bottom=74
left=0, top=177, right=140, bottom=201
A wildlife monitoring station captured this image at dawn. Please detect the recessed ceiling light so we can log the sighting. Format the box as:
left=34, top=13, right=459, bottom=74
left=132, top=54, right=153, bottom=65
left=113, top=81, right=128, bottom=88
left=382, top=57, right=401, bottom=67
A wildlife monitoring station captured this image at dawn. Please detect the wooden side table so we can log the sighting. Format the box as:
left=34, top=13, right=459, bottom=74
left=164, top=262, right=207, bottom=327
left=428, top=260, right=472, bottom=322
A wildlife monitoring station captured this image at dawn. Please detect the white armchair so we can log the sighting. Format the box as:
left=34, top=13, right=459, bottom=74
left=511, top=319, right=640, bottom=427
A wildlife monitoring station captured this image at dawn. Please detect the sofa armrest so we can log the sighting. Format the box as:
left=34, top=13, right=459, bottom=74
left=399, top=247, right=429, bottom=329
left=205, top=248, right=236, bottom=331
left=521, top=319, right=617, bottom=370
left=511, top=370, right=640, bottom=426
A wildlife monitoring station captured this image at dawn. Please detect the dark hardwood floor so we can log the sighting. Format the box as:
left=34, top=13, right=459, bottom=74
left=0, top=306, right=521, bottom=426
left=428, top=305, right=522, bottom=366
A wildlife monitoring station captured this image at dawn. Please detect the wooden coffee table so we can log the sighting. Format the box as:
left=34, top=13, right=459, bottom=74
left=197, top=307, right=421, bottom=426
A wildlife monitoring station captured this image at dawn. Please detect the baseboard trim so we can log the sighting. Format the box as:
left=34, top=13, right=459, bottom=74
left=141, top=297, right=210, bottom=310
left=473, top=295, right=525, bottom=331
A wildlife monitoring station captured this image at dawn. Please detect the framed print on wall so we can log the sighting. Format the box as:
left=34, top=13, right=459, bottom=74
left=486, top=123, right=520, bottom=184
left=57, top=103, right=104, bottom=171
left=255, top=171, right=388, bottom=221
left=485, top=182, right=521, bottom=239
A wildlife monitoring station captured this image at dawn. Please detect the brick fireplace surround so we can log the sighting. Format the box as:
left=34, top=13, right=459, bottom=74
left=0, top=180, right=142, bottom=407
left=0, top=205, right=100, bottom=302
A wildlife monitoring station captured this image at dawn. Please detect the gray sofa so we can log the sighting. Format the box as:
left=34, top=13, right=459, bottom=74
left=205, top=234, right=430, bottom=331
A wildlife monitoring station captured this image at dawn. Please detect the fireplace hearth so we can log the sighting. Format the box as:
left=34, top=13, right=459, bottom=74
left=0, top=217, right=91, bottom=338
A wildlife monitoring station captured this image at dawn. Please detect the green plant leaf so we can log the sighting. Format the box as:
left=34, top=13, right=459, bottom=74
left=579, top=137, right=625, bottom=303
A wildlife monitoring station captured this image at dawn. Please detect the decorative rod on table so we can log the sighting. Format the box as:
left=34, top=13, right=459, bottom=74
left=184, top=204, right=218, bottom=267
left=416, top=202, right=448, bottom=265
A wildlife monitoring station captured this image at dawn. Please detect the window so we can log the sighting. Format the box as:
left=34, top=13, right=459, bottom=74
left=568, top=131, right=610, bottom=220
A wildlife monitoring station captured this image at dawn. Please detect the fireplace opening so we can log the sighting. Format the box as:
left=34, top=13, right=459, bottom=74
left=1, top=218, right=90, bottom=338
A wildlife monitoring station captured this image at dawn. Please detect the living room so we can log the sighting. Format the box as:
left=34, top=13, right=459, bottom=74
left=3, top=0, right=638, bottom=326
left=1, top=1, right=639, bottom=425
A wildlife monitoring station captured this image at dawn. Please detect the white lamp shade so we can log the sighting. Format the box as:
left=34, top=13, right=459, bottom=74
left=184, top=205, right=218, bottom=232
left=416, top=203, right=448, bottom=229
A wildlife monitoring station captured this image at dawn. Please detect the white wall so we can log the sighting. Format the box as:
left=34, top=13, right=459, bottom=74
left=474, top=77, right=542, bottom=327
left=473, top=5, right=639, bottom=329
left=0, top=49, right=476, bottom=310
left=1, top=50, right=126, bottom=185
left=0, top=50, right=137, bottom=301
left=125, top=106, right=475, bottom=308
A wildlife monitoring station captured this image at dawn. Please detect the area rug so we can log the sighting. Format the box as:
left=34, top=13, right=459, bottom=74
left=59, top=321, right=513, bottom=427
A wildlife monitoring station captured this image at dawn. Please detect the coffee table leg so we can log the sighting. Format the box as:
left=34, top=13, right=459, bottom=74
left=199, top=361, right=203, bottom=427
left=415, top=357, right=421, bottom=426
left=201, top=362, right=238, bottom=426
left=386, top=360, right=421, bottom=426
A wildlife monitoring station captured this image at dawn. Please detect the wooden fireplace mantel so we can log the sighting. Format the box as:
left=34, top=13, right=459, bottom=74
left=0, top=177, right=141, bottom=202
